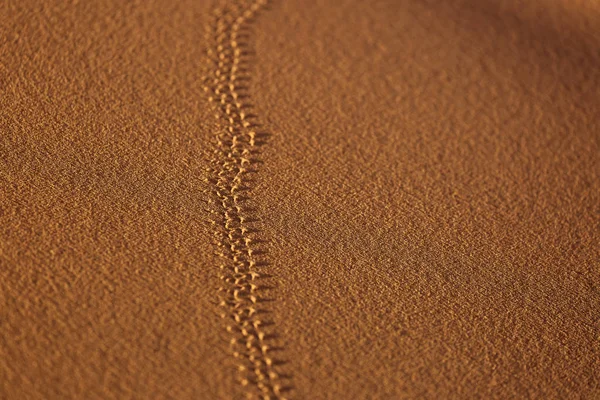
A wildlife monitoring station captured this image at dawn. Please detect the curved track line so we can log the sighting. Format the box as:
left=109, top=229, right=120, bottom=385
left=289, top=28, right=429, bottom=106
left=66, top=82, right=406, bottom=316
left=202, top=1, right=292, bottom=398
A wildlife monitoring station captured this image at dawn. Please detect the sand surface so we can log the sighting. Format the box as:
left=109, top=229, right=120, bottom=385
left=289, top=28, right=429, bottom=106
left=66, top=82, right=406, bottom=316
left=1, top=0, right=599, bottom=399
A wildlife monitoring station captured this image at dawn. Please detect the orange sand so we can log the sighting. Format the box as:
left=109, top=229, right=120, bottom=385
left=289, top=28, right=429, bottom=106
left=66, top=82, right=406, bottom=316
left=1, top=0, right=599, bottom=399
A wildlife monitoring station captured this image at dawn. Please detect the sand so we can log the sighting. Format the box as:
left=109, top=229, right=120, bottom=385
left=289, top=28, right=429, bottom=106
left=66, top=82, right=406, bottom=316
left=1, top=0, right=599, bottom=399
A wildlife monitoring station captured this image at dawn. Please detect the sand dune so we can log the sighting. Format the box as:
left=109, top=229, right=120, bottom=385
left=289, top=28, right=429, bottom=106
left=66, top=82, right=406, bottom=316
left=1, top=0, right=598, bottom=399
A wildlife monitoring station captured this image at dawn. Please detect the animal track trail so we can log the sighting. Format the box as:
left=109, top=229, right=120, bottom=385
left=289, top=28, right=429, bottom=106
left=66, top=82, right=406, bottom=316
left=202, top=1, right=292, bottom=399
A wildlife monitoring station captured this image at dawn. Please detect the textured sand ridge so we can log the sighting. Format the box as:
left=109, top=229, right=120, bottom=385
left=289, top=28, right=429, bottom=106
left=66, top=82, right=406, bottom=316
left=202, top=0, right=292, bottom=398
left=1, top=0, right=599, bottom=399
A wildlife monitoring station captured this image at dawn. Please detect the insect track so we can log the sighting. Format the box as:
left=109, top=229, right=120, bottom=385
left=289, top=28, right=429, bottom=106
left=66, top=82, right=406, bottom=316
left=202, top=1, right=292, bottom=399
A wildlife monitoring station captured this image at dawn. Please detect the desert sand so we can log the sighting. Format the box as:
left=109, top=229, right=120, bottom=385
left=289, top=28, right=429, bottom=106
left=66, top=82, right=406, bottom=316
left=1, top=0, right=599, bottom=399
